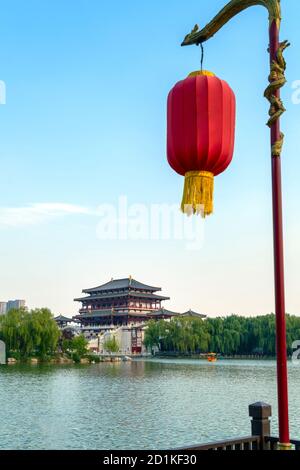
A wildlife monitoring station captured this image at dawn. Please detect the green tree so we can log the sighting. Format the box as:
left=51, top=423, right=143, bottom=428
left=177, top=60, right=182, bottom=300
left=71, top=335, right=88, bottom=356
left=61, top=335, right=89, bottom=363
left=144, top=314, right=300, bottom=357
left=143, top=320, right=166, bottom=351
left=31, top=308, right=61, bottom=359
left=103, top=336, right=120, bottom=353
left=0, top=307, right=60, bottom=360
left=144, top=317, right=210, bottom=354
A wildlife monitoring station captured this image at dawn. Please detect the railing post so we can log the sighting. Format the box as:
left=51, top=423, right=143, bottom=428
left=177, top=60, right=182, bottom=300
left=249, top=402, right=272, bottom=450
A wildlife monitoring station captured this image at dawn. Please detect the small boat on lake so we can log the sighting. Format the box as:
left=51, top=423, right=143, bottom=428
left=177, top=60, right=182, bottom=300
left=207, top=353, right=217, bottom=362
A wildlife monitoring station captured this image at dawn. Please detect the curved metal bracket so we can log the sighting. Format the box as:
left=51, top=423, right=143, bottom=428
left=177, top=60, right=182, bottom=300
left=182, top=0, right=281, bottom=46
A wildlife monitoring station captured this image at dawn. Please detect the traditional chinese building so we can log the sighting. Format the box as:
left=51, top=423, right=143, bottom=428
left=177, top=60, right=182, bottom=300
left=54, top=315, right=73, bottom=329
left=73, top=277, right=172, bottom=327
left=73, top=277, right=206, bottom=354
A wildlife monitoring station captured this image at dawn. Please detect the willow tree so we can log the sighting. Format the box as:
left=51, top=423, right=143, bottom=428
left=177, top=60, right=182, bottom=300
left=0, top=307, right=60, bottom=359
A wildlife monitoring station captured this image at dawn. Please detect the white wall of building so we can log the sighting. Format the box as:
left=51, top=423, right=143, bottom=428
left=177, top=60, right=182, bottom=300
left=117, top=328, right=132, bottom=355
left=86, top=326, right=149, bottom=355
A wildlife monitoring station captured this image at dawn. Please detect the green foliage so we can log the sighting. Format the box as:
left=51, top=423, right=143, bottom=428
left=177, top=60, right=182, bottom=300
left=62, top=335, right=88, bottom=360
left=144, top=314, right=300, bottom=356
left=71, top=335, right=89, bottom=357
left=103, top=336, right=120, bottom=353
left=3, top=308, right=300, bottom=359
left=0, top=308, right=60, bottom=360
left=143, top=320, right=165, bottom=350
left=72, top=352, right=81, bottom=364
left=144, top=317, right=210, bottom=354
left=85, top=354, right=101, bottom=363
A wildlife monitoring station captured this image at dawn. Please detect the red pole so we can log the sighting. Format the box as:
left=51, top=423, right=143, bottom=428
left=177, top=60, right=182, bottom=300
left=269, top=20, right=290, bottom=447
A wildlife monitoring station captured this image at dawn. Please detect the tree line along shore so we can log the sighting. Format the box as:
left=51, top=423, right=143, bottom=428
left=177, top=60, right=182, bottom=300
left=0, top=308, right=96, bottom=364
left=143, top=314, right=300, bottom=356
left=1, top=308, right=300, bottom=363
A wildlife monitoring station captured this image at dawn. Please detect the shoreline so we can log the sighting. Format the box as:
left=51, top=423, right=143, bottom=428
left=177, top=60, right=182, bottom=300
left=2, top=354, right=281, bottom=365
left=4, top=354, right=142, bottom=365
left=153, top=353, right=277, bottom=360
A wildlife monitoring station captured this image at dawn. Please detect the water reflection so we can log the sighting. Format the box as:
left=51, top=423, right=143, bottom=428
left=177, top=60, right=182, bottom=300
left=0, top=359, right=299, bottom=449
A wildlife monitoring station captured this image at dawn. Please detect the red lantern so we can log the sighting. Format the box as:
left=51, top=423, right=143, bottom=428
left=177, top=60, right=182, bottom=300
left=167, top=70, right=236, bottom=217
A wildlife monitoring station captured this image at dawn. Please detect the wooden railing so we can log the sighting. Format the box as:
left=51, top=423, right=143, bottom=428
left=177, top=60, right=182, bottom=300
left=178, top=436, right=261, bottom=451
left=175, top=402, right=300, bottom=451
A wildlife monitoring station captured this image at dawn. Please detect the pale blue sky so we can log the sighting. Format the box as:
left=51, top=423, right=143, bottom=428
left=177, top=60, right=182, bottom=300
left=0, top=0, right=299, bottom=317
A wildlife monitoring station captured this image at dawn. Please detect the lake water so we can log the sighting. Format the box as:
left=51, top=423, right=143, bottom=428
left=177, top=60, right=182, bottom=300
left=0, top=359, right=299, bottom=450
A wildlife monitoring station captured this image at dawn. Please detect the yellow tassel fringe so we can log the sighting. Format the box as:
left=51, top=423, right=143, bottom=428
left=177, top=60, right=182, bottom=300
left=181, top=171, right=214, bottom=218
left=188, top=70, right=215, bottom=78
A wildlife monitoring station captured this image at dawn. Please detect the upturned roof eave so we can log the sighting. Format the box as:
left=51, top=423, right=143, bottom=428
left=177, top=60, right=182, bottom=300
left=74, top=292, right=170, bottom=302
left=82, top=277, right=162, bottom=294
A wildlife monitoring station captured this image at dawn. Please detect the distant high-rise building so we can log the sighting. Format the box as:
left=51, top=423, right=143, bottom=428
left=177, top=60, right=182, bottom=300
left=0, top=302, right=7, bottom=315
left=6, top=300, right=26, bottom=312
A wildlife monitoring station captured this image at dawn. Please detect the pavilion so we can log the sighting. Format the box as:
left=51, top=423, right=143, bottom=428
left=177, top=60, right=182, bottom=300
left=54, top=315, right=73, bottom=329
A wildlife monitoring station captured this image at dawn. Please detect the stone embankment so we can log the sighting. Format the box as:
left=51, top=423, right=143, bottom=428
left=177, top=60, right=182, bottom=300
left=5, top=355, right=134, bottom=365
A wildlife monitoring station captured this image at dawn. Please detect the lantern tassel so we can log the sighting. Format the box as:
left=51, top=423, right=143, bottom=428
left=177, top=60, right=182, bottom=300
left=181, top=171, right=214, bottom=217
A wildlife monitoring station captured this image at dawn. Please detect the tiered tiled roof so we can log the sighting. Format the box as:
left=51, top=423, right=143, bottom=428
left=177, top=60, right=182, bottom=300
left=82, top=277, right=161, bottom=294
left=74, top=277, right=170, bottom=302
left=181, top=309, right=207, bottom=319
left=54, top=315, right=72, bottom=323
left=73, top=278, right=206, bottom=324
left=150, top=308, right=181, bottom=317
left=74, top=291, right=169, bottom=302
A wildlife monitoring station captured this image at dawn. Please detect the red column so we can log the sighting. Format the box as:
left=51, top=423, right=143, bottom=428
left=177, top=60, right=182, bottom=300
left=269, top=20, right=290, bottom=447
